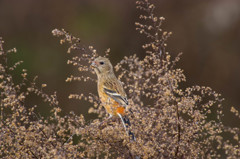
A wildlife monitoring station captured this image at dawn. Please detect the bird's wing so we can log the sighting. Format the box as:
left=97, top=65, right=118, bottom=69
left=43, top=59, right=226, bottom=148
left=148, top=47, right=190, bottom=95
left=103, top=87, right=128, bottom=106
left=103, top=80, right=128, bottom=106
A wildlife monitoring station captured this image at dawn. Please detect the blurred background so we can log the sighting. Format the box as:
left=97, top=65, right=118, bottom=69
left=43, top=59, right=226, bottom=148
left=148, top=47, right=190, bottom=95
left=0, top=0, right=240, bottom=126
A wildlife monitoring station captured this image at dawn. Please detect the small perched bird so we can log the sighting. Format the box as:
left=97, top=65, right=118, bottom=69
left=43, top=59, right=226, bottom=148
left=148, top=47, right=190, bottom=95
left=91, top=56, right=135, bottom=141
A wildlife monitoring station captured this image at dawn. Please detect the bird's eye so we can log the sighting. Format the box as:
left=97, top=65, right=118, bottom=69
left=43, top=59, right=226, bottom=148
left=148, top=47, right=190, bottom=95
left=99, top=61, right=104, bottom=65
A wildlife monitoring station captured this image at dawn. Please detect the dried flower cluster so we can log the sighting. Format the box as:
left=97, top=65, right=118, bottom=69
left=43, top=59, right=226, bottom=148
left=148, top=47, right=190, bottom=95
left=1, top=0, right=240, bottom=158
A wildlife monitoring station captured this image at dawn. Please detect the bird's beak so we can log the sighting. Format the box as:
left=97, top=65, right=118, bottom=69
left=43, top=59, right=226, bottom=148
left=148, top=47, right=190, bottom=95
left=91, top=61, right=97, bottom=69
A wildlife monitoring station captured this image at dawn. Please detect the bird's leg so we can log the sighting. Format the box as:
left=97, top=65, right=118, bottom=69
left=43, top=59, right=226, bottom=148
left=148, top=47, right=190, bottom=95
left=99, top=114, right=113, bottom=127
left=107, top=114, right=113, bottom=120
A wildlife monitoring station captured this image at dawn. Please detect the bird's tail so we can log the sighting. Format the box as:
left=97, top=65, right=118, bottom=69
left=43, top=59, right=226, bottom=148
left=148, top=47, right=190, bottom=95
left=117, top=113, right=136, bottom=141
left=118, top=114, right=140, bottom=159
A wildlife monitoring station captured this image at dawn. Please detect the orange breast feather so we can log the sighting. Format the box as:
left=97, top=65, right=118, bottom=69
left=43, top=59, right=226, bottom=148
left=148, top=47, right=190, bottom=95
left=100, top=91, right=125, bottom=116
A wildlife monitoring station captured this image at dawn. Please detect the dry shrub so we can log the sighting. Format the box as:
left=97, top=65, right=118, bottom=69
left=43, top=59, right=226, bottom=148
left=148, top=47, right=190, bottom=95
left=1, top=0, right=240, bottom=158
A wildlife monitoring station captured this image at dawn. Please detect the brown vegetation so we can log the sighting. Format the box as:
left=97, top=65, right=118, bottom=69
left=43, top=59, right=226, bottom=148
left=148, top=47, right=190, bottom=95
left=1, top=0, right=239, bottom=158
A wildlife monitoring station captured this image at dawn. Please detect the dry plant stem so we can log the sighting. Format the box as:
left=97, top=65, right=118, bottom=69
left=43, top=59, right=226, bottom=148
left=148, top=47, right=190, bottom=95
left=167, top=78, right=181, bottom=158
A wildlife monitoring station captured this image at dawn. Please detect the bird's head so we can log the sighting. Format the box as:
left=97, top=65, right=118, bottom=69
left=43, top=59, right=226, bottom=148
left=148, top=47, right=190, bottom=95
left=91, top=56, right=113, bottom=77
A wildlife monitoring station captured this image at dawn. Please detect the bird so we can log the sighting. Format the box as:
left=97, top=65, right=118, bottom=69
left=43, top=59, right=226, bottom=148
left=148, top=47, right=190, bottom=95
left=91, top=56, right=135, bottom=141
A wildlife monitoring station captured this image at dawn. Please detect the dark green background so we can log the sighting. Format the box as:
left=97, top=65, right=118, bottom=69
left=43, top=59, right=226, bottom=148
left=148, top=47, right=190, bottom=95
left=0, top=0, right=240, bottom=126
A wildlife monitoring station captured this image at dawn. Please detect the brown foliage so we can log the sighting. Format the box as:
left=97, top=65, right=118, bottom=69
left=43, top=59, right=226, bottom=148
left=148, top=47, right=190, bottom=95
left=1, top=0, right=240, bottom=158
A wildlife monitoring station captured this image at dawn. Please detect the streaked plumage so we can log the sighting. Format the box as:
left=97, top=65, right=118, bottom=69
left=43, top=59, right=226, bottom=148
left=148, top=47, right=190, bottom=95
left=91, top=56, right=135, bottom=141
